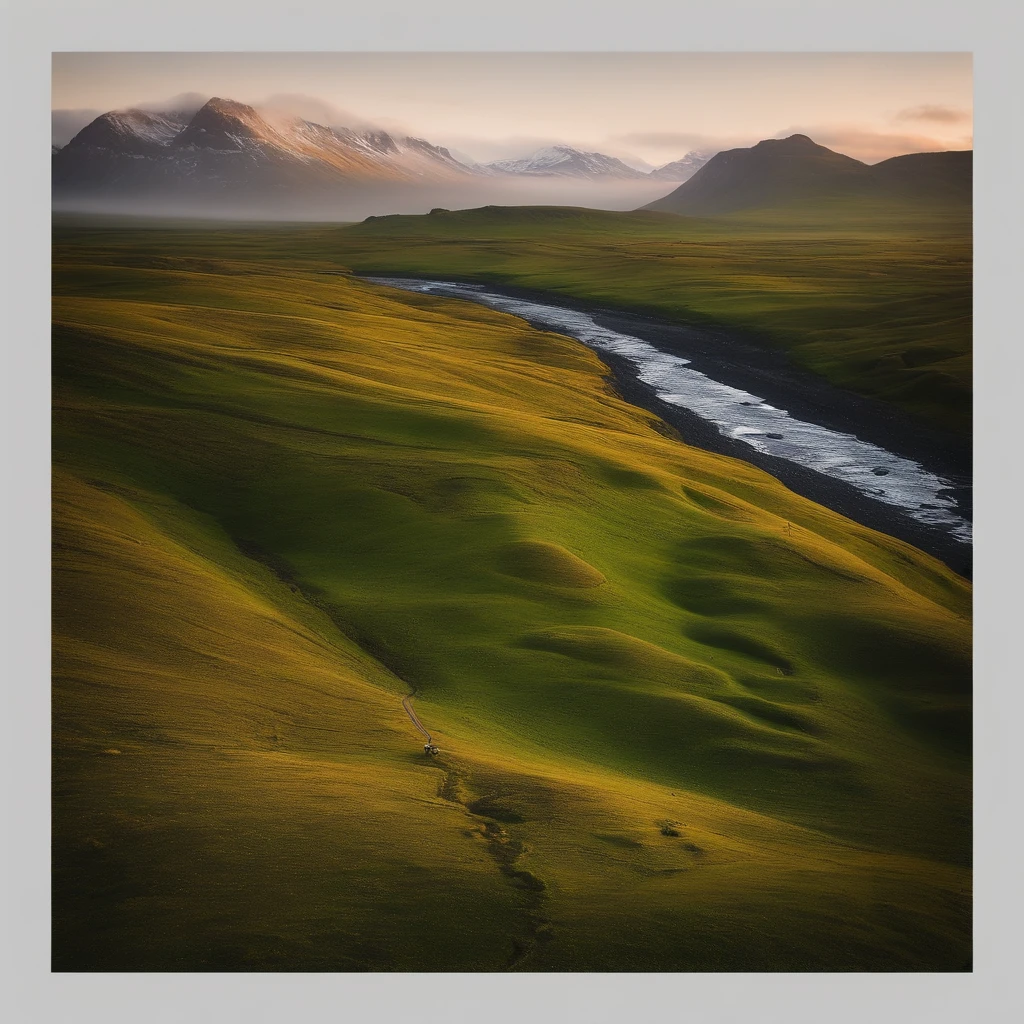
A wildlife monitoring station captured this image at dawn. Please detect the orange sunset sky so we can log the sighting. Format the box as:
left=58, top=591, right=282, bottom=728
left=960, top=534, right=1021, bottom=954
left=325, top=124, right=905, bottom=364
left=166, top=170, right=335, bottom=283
left=52, top=52, right=972, bottom=166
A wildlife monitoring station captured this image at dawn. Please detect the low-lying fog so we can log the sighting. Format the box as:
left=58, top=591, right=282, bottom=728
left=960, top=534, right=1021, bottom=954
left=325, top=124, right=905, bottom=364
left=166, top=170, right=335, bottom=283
left=52, top=176, right=676, bottom=222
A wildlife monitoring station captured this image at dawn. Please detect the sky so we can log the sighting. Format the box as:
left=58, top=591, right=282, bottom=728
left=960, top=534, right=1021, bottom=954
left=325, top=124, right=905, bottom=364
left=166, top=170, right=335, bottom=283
left=51, top=52, right=973, bottom=165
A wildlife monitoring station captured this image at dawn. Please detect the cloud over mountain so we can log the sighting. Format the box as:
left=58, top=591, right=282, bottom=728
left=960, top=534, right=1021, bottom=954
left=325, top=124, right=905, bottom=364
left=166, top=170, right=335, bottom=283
left=895, top=105, right=971, bottom=124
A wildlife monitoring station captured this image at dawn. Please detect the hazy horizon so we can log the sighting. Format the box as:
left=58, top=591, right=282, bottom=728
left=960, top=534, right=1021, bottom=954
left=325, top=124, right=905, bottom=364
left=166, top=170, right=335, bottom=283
left=52, top=52, right=972, bottom=165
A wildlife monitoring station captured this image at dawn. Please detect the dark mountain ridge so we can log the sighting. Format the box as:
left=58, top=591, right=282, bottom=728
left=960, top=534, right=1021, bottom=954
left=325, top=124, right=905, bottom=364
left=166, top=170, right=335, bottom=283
left=644, top=134, right=972, bottom=215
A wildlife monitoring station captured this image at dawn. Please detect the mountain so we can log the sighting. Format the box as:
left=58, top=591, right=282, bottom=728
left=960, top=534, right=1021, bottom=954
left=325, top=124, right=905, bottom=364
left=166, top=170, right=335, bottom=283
left=50, top=97, right=731, bottom=215
left=483, top=147, right=712, bottom=183
left=52, top=96, right=478, bottom=207
left=869, top=150, right=974, bottom=201
left=74, top=108, right=190, bottom=153
left=644, top=135, right=870, bottom=214
left=484, top=145, right=648, bottom=180
left=648, top=152, right=711, bottom=181
left=643, top=134, right=972, bottom=216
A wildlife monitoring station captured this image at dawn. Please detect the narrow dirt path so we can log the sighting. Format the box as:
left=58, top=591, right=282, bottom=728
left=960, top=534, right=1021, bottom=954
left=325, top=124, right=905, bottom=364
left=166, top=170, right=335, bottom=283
left=401, top=693, right=432, bottom=746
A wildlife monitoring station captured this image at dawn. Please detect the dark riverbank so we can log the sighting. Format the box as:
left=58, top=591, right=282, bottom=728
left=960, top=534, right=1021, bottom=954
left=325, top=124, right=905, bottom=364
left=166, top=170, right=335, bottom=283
left=357, top=273, right=972, bottom=578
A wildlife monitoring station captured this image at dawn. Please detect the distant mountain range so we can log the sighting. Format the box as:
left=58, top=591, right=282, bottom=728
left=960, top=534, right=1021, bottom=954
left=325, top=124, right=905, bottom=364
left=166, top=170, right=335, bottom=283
left=52, top=98, right=477, bottom=196
left=51, top=97, right=709, bottom=212
left=482, top=146, right=650, bottom=180
left=52, top=101, right=969, bottom=221
left=643, top=134, right=972, bottom=215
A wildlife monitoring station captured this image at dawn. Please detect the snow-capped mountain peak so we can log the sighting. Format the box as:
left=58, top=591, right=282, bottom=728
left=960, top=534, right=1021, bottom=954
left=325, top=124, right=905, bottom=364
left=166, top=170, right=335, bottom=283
left=172, top=97, right=292, bottom=153
left=485, top=145, right=648, bottom=180
left=648, top=152, right=712, bottom=182
left=63, top=108, right=189, bottom=153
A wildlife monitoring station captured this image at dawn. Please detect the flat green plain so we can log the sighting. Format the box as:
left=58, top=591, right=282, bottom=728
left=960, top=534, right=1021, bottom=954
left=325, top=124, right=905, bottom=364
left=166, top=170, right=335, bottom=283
left=52, top=218, right=971, bottom=971
left=338, top=201, right=972, bottom=434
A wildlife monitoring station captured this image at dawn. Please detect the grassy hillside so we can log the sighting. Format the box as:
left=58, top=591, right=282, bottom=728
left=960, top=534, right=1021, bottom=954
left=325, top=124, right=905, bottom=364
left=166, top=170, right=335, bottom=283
left=53, top=222, right=971, bottom=971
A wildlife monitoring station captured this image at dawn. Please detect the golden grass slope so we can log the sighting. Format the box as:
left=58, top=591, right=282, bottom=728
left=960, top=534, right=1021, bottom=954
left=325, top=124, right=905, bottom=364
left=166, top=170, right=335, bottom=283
left=52, top=226, right=971, bottom=970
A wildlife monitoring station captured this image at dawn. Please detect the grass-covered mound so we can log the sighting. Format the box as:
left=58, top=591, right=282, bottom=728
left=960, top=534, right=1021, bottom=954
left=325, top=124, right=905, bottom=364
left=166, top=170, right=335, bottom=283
left=52, top=222, right=971, bottom=971
left=497, top=541, right=608, bottom=588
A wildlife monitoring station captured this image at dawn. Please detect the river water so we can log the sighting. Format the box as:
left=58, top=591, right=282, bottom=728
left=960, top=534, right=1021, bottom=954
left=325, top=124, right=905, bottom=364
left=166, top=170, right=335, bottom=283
left=366, top=276, right=972, bottom=547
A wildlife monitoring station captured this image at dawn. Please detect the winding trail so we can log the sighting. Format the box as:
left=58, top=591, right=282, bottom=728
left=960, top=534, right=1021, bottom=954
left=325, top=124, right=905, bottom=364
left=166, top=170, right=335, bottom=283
left=401, top=692, right=433, bottom=746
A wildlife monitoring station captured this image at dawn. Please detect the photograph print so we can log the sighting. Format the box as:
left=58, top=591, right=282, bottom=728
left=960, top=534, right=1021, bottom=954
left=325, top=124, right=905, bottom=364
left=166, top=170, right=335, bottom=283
left=51, top=51, right=972, bottom=972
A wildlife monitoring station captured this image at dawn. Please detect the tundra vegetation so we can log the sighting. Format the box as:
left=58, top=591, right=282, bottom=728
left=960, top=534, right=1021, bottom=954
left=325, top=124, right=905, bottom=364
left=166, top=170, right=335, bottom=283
left=52, top=217, right=970, bottom=971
